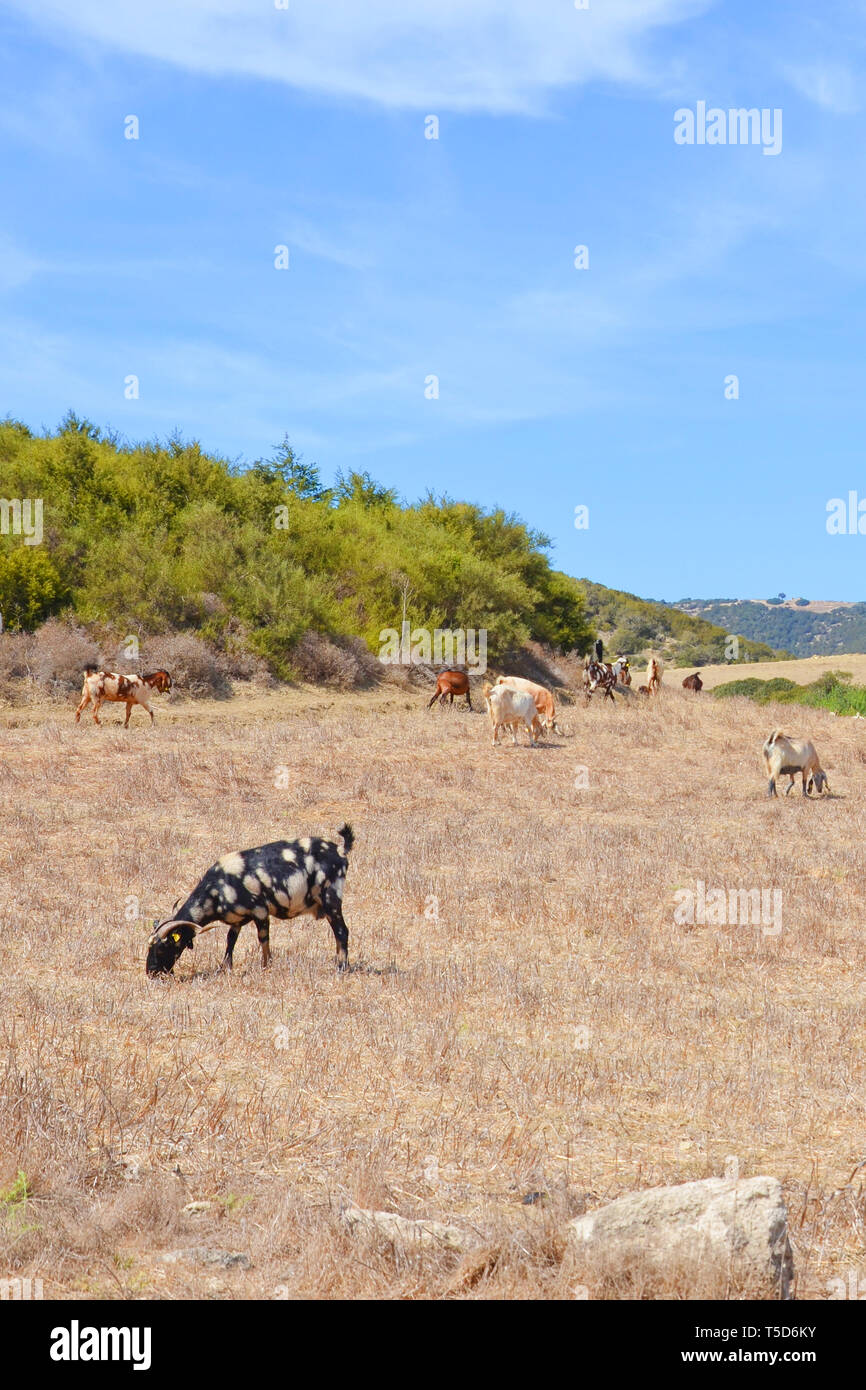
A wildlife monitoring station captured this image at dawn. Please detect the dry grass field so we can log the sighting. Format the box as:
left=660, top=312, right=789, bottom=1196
left=682, top=652, right=866, bottom=690
left=1, top=676, right=866, bottom=1300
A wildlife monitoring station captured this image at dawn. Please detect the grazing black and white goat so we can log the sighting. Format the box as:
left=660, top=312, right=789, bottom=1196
left=146, top=825, right=354, bottom=976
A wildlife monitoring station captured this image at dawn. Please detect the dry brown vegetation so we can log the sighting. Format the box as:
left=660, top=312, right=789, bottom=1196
left=1, top=676, right=865, bottom=1300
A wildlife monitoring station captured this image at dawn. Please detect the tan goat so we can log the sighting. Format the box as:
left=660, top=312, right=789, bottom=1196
left=762, top=729, right=829, bottom=798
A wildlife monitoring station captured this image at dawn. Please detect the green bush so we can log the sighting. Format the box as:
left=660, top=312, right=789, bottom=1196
left=0, top=547, right=67, bottom=630
left=714, top=672, right=866, bottom=716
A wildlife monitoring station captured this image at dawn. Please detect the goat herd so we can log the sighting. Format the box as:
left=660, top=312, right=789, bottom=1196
left=67, top=654, right=829, bottom=979
left=428, top=649, right=685, bottom=748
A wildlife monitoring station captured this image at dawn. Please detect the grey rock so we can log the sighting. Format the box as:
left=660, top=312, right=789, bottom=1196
left=565, top=1175, right=793, bottom=1297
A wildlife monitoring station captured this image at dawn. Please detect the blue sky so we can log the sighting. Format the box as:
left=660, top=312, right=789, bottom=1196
left=1, top=0, right=865, bottom=600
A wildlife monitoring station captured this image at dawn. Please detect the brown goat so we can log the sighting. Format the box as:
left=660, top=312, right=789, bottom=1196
left=646, top=657, right=664, bottom=695
left=427, top=669, right=472, bottom=710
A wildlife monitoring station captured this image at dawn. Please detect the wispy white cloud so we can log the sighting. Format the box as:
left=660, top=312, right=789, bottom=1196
left=0, top=161, right=822, bottom=457
left=6, top=0, right=708, bottom=114
left=0, top=238, right=53, bottom=292
left=783, top=60, right=861, bottom=113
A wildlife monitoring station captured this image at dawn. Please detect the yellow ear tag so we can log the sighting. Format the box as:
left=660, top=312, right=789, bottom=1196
left=171, top=931, right=181, bottom=943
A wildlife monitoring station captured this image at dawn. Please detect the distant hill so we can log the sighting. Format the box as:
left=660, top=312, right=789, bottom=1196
left=578, top=580, right=783, bottom=666
left=674, top=598, right=866, bottom=658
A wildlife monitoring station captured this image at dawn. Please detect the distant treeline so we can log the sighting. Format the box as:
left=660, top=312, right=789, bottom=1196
left=714, top=671, right=866, bottom=716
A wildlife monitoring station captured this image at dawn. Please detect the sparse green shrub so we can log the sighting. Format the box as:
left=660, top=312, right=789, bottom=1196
left=30, top=618, right=99, bottom=691
left=290, top=631, right=380, bottom=688
left=145, top=632, right=232, bottom=699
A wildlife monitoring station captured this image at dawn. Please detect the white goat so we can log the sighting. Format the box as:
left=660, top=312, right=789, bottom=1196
left=483, top=681, right=538, bottom=747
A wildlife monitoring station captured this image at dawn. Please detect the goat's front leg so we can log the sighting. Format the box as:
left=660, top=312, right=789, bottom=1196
left=74, top=693, right=90, bottom=723
left=92, top=697, right=103, bottom=726
left=222, top=919, right=250, bottom=970
left=321, top=888, right=349, bottom=972
left=256, top=917, right=271, bottom=968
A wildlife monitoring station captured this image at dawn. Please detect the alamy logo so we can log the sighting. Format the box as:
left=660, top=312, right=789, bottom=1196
left=0, top=498, right=43, bottom=545
left=827, top=1270, right=866, bottom=1299
left=674, top=881, right=782, bottom=935
left=379, top=621, right=487, bottom=673
left=674, top=102, right=782, bottom=156
left=50, top=1321, right=151, bottom=1371
left=826, top=493, right=866, bottom=534
left=0, top=1276, right=43, bottom=1300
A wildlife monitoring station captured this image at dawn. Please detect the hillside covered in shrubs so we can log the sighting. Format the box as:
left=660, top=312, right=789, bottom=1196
left=0, top=414, right=596, bottom=686
left=0, top=414, right=783, bottom=696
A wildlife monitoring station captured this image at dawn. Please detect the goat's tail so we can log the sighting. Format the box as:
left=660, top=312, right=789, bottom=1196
left=337, top=823, right=354, bottom=855
left=765, top=728, right=784, bottom=746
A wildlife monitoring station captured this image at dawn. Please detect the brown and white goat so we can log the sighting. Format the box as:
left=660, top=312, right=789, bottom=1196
left=494, top=675, right=562, bottom=735
left=75, top=667, right=172, bottom=728
left=583, top=657, right=629, bottom=703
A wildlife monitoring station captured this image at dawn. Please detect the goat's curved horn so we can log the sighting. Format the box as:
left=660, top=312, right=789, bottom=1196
left=150, top=918, right=199, bottom=943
